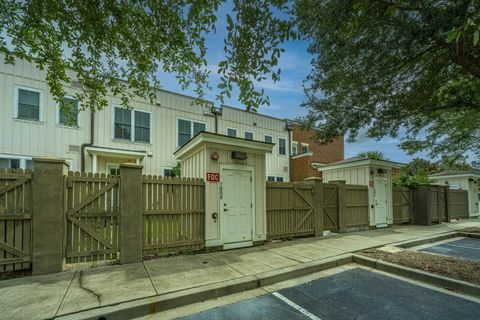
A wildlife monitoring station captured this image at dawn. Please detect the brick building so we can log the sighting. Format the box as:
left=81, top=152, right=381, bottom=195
left=291, top=125, right=344, bottom=181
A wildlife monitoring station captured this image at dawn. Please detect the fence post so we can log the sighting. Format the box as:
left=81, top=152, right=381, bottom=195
left=306, top=177, right=324, bottom=237
left=32, top=157, right=69, bottom=275
left=331, top=180, right=347, bottom=233
left=119, top=163, right=143, bottom=264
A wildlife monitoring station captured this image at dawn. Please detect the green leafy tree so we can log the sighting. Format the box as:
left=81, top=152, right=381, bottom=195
left=357, top=150, right=387, bottom=160
left=295, top=0, right=480, bottom=160
left=0, top=1, right=295, bottom=114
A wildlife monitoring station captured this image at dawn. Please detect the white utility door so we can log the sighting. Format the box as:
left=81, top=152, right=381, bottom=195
left=221, top=169, right=253, bottom=244
left=374, top=176, right=388, bottom=227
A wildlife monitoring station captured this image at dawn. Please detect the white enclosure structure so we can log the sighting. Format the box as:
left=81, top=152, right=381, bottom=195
left=175, top=132, right=273, bottom=249
left=429, top=170, right=480, bottom=218
left=317, top=157, right=403, bottom=228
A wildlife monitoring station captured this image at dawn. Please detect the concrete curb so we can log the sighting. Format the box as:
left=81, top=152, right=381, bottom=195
left=353, top=254, right=480, bottom=298
left=55, top=254, right=353, bottom=320
left=394, top=232, right=458, bottom=248
left=458, top=232, right=480, bottom=239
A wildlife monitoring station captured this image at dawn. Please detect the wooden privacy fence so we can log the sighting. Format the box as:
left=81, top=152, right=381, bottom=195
left=0, top=169, right=32, bottom=272
left=446, top=189, right=469, bottom=220
left=266, top=182, right=315, bottom=240
left=142, top=175, right=205, bottom=256
left=65, top=172, right=120, bottom=263
left=345, top=184, right=369, bottom=229
left=393, top=187, right=413, bottom=224
left=323, top=183, right=339, bottom=232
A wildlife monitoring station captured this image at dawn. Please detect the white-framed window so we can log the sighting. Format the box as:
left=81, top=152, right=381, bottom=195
left=301, top=143, right=309, bottom=153
left=278, top=138, right=286, bottom=155
left=57, top=97, right=80, bottom=127
left=0, top=154, right=34, bottom=170
left=177, top=118, right=207, bottom=147
left=14, top=85, right=43, bottom=121
left=226, top=127, right=237, bottom=137
left=292, top=142, right=298, bottom=155
left=106, top=163, right=120, bottom=175
left=113, top=107, right=151, bottom=143
left=244, top=131, right=254, bottom=140
left=266, top=176, right=284, bottom=182
left=264, top=135, right=273, bottom=144
left=163, top=167, right=174, bottom=177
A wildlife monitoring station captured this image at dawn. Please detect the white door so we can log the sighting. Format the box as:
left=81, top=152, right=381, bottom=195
left=221, top=169, right=253, bottom=244
left=374, top=176, right=388, bottom=226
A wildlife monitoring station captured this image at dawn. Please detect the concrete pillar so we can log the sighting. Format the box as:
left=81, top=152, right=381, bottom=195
left=331, top=180, right=347, bottom=233
left=119, top=163, right=143, bottom=264
left=306, top=177, right=324, bottom=237
left=32, top=157, right=69, bottom=275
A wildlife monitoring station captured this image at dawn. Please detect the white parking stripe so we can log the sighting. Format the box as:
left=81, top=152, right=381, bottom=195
left=272, top=292, right=322, bottom=320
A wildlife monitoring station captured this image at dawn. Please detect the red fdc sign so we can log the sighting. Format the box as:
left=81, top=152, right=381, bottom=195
left=206, top=172, right=220, bottom=182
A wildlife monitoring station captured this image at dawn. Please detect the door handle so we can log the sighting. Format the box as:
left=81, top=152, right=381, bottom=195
left=224, top=208, right=228, bottom=211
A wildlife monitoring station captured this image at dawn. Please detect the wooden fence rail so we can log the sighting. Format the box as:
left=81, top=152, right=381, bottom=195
left=142, top=175, right=205, bottom=256
left=0, top=169, right=32, bottom=272
left=265, top=182, right=315, bottom=240
left=65, top=171, right=120, bottom=263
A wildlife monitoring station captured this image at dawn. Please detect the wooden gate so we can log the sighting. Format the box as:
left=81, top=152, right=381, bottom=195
left=0, top=169, right=32, bottom=272
left=393, top=187, right=413, bottom=224
left=65, top=172, right=120, bottom=263
left=323, top=184, right=339, bottom=231
left=266, top=182, right=314, bottom=240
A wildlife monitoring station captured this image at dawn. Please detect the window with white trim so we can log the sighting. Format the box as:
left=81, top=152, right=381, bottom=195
left=177, top=119, right=206, bottom=146
left=163, top=168, right=174, bottom=177
left=0, top=155, right=33, bottom=170
left=267, top=176, right=275, bottom=182
left=266, top=176, right=284, bottom=182
left=114, top=107, right=151, bottom=143
left=301, top=143, right=309, bottom=153
left=278, top=138, right=286, bottom=155
left=292, top=142, right=298, bottom=155
left=58, top=97, right=79, bottom=126
left=264, top=135, right=273, bottom=144
left=227, top=128, right=237, bottom=137
left=244, top=131, right=254, bottom=140
left=15, top=87, right=42, bottom=121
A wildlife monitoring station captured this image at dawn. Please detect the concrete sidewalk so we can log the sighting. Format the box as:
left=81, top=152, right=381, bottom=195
left=1, top=220, right=479, bottom=320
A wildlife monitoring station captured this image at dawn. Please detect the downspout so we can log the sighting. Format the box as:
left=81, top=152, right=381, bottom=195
left=286, top=121, right=294, bottom=181
left=80, top=106, right=95, bottom=172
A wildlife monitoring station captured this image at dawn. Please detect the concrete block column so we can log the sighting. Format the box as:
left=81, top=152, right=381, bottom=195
left=119, top=164, right=143, bottom=264
left=331, top=180, right=347, bottom=233
left=32, top=157, right=69, bottom=275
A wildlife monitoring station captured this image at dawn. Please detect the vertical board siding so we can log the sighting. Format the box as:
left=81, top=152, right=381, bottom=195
left=266, top=182, right=315, bottom=240
left=142, top=175, right=205, bottom=256
left=0, top=168, right=32, bottom=272
left=65, top=171, right=120, bottom=263
left=447, top=189, right=469, bottom=219
left=345, top=185, right=369, bottom=228
left=323, top=184, right=339, bottom=231
left=392, top=187, right=413, bottom=224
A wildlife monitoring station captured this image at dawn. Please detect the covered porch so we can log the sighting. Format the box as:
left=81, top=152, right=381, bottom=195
left=85, top=146, right=146, bottom=174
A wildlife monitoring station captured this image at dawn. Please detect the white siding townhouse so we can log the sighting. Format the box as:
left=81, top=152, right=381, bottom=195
left=0, top=55, right=292, bottom=181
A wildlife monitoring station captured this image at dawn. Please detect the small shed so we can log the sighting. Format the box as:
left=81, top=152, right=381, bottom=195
left=174, top=132, right=274, bottom=250
left=316, top=157, right=403, bottom=228
left=429, top=169, right=480, bottom=218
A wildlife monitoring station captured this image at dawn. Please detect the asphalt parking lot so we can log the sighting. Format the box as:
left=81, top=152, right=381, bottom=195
left=180, top=268, right=480, bottom=320
left=421, top=237, right=480, bottom=260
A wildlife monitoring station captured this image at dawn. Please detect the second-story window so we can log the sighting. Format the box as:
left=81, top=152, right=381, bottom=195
left=134, top=111, right=151, bottom=143
left=16, top=87, right=42, bottom=121
left=264, top=135, right=273, bottom=143
left=114, top=108, right=132, bottom=140
left=244, top=131, right=254, bottom=140
left=301, top=143, right=309, bottom=153
left=178, top=119, right=206, bottom=146
left=227, top=128, right=237, bottom=137
left=58, top=98, right=79, bottom=127
left=279, top=138, right=286, bottom=155
left=114, top=107, right=151, bottom=143
left=292, top=142, right=298, bottom=155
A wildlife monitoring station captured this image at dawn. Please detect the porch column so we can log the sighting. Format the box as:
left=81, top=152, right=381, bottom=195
left=92, top=154, right=97, bottom=173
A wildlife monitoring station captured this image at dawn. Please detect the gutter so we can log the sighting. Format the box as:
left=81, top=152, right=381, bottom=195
left=80, top=105, right=95, bottom=172
left=286, top=122, right=294, bottom=181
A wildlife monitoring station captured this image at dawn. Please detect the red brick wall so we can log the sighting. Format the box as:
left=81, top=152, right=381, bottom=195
left=292, top=126, right=344, bottom=164
left=291, top=126, right=344, bottom=181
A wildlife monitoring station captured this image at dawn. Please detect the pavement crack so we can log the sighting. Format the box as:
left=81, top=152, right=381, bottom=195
left=78, top=270, right=101, bottom=306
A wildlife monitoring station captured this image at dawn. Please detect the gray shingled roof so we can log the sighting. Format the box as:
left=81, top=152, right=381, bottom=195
left=326, top=156, right=404, bottom=167
left=430, top=168, right=480, bottom=177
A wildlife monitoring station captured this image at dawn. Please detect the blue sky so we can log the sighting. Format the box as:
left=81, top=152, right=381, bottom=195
left=155, top=4, right=420, bottom=163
